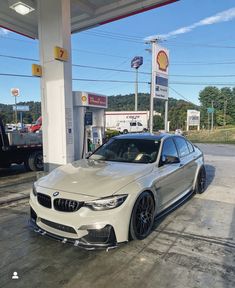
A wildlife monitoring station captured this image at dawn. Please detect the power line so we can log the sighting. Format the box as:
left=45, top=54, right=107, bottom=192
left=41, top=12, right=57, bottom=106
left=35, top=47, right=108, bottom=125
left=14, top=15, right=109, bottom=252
left=72, top=48, right=129, bottom=59
left=0, top=54, right=38, bottom=62
left=2, top=52, right=235, bottom=70
left=0, top=72, right=235, bottom=86
left=0, top=73, right=35, bottom=78
left=171, top=61, right=235, bottom=66
left=73, top=64, right=149, bottom=75
left=72, top=78, right=148, bottom=84
left=1, top=31, right=235, bottom=50
left=169, top=86, right=198, bottom=106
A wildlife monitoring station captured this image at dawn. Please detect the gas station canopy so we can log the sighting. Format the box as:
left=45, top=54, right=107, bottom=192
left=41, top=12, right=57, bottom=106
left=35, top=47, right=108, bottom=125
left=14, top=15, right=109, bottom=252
left=0, top=0, right=177, bottom=38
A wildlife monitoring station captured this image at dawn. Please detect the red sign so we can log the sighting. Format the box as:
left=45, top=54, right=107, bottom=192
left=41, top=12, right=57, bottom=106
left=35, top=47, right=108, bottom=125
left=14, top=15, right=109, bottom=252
left=88, top=94, right=107, bottom=108
left=11, top=88, right=20, bottom=97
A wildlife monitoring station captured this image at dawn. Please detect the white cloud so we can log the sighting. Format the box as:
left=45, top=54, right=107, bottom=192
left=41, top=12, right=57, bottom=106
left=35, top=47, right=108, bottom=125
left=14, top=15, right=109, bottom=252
left=0, top=28, right=9, bottom=35
left=145, top=7, right=235, bottom=41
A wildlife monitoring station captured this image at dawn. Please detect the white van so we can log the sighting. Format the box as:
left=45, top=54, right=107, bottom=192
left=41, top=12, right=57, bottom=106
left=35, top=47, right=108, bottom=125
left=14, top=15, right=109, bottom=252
left=116, top=121, right=148, bottom=134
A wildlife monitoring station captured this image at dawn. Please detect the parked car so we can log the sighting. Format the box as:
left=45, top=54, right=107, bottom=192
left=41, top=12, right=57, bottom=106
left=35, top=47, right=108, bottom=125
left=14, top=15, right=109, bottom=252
left=30, top=116, right=42, bottom=133
left=29, top=133, right=206, bottom=249
left=116, top=120, right=148, bottom=134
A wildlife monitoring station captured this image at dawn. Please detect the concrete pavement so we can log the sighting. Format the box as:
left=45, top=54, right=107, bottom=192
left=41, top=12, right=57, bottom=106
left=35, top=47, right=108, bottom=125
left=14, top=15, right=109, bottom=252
left=0, top=143, right=235, bottom=288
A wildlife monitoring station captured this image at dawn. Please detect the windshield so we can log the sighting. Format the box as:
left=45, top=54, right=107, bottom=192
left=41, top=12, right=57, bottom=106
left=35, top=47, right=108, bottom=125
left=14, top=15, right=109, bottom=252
left=89, top=138, right=160, bottom=163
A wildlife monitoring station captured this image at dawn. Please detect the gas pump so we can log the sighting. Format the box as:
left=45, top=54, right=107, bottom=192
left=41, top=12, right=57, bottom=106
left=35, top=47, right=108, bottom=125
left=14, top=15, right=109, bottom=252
left=73, top=91, right=107, bottom=160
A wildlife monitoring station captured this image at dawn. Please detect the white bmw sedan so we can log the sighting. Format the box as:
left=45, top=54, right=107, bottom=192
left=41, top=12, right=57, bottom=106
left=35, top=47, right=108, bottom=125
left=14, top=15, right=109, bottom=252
left=29, top=133, right=206, bottom=249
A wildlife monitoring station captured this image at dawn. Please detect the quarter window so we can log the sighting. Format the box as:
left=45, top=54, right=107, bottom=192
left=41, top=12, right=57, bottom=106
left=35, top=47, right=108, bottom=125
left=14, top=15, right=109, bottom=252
left=186, top=140, right=194, bottom=153
left=174, top=137, right=190, bottom=157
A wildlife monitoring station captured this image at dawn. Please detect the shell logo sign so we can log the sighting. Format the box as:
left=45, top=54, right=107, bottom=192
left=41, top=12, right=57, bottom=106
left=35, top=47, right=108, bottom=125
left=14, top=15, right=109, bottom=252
left=81, top=95, right=87, bottom=102
left=156, top=50, right=169, bottom=72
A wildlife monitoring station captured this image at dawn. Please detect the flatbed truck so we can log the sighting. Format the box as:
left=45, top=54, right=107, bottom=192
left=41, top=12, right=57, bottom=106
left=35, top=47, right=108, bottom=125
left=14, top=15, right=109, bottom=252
left=0, top=116, right=43, bottom=171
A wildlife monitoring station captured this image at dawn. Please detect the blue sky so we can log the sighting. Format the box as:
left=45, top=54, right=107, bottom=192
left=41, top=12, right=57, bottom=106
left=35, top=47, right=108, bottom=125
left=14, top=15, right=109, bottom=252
left=1, top=0, right=235, bottom=106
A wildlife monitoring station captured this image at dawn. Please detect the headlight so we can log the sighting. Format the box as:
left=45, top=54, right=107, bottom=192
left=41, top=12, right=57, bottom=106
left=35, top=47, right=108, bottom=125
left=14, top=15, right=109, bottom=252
left=32, top=183, right=37, bottom=196
left=85, top=194, right=128, bottom=211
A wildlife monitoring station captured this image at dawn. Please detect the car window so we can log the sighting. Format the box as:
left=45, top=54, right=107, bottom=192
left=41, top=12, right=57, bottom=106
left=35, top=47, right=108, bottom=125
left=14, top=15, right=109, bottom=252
left=137, top=122, right=143, bottom=126
left=174, top=137, right=190, bottom=157
left=89, top=138, right=160, bottom=163
left=161, top=138, right=178, bottom=158
left=130, top=122, right=136, bottom=126
left=186, top=140, right=194, bottom=153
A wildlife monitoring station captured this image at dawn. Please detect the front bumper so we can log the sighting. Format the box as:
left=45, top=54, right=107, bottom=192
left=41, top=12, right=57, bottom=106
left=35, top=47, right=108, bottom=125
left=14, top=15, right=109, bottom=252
left=29, top=207, right=119, bottom=250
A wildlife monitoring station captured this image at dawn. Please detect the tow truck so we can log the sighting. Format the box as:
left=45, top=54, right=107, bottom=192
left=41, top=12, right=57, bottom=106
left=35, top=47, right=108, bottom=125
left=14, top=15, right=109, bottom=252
left=0, top=116, right=43, bottom=171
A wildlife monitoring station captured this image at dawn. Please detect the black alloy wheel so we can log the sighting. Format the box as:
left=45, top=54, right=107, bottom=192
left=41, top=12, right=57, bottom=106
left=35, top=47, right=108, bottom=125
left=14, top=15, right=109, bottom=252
left=195, top=166, right=206, bottom=194
left=129, top=191, right=155, bottom=240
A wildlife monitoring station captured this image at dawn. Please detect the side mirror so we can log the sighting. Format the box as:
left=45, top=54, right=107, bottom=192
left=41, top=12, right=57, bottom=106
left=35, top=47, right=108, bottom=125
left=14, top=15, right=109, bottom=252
left=161, top=155, right=180, bottom=165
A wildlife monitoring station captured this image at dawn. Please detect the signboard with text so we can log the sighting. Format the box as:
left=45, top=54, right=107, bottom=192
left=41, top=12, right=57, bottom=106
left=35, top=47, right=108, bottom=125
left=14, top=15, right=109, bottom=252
left=154, top=46, right=169, bottom=100
left=131, top=56, right=143, bottom=69
left=187, top=110, right=200, bottom=126
left=12, top=105, right=29, bottom=112
left=74, top=91, right=108, bottom=108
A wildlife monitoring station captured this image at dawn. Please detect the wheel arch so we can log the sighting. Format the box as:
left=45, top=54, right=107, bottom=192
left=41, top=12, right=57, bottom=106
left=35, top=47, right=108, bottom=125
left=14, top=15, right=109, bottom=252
left=192, top=160, right=206, bottom=191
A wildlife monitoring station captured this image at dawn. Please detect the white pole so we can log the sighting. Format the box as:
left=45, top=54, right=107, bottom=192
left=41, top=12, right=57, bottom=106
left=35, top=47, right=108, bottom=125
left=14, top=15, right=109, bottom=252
left=149, top=40, right=156, bottom=133
left=135, top=68, right=138, bottom=111
left=164, top=100, right=168, bottom=132
left=211, top=100, right=214, bottom=131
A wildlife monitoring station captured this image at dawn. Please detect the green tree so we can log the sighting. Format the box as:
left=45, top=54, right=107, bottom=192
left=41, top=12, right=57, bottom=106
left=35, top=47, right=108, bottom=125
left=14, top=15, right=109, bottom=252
left=199, top=86, right=220, bottom=127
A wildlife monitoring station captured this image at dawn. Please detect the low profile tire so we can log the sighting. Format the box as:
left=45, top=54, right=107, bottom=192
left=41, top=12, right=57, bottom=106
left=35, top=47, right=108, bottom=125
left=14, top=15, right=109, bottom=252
left=25, top=151, right=43, bottom=171
left=123, top=129, right=128, bottom=134
left=129, top=191, right=155, bottom=240
left=195, top=165, right=207, bottom=194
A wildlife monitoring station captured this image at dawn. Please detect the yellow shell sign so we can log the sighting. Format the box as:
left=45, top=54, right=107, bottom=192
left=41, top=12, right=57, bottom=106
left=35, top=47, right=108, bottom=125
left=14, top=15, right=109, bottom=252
left=157, top=50, right=169, bottom=72
left=81, top=95, right=87, bottom=102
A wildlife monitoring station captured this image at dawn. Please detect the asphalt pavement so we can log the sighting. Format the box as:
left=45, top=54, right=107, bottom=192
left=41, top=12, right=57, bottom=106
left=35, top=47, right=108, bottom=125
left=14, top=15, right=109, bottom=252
left=0, top=144, right=235, bottom=288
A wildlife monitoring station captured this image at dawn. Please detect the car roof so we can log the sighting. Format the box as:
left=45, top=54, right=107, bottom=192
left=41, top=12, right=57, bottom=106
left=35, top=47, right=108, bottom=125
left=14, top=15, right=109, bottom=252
left=113, top=132, right=171, bottom=141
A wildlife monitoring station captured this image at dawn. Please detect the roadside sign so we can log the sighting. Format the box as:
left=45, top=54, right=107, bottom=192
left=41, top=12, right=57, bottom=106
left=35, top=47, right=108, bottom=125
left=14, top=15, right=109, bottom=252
left=207, top=107, right=215, bottom=113
left=12, top=105, right=29, bottom=112
left=155, top=74, right=168, bottom=100
left=187, top=110, right=200, bottom=126
left=11, top=88, right=20, bottom=97
left=131, top=56, right=143, bottom=69
left=154, top=46, right=169, bottom=99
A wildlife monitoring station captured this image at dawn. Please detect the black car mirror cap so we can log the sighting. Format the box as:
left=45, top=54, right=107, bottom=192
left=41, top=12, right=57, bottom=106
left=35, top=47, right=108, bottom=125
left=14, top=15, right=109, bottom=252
left=162, top=155, right=180, bottom=165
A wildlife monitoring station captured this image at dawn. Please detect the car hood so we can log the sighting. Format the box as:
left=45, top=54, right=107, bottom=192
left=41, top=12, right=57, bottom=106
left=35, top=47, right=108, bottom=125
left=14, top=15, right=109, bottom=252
left=37, top=159, right=153, bottom=198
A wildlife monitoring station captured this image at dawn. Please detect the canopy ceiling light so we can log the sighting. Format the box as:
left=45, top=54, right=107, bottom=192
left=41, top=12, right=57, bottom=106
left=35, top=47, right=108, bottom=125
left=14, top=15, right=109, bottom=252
left=9, top=0, right=35, bottom=15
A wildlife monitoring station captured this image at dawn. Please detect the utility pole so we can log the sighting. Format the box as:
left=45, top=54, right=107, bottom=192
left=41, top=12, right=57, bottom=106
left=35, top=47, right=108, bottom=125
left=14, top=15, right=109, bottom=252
left=223, top=99, right=227, bottom=127
left=211, top=100, right=214, bottom=131
left=135, top=68, right=138, bottom=111
left=131, top=56, right=143, bottom=112
left=149, top=39, right=157, bottom=133
left=164, top=100, right=168, bottom=131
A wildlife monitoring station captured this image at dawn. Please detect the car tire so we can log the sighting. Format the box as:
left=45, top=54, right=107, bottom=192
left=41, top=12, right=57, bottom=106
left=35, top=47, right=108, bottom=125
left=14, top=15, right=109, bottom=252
left=129, top=191, right=155, bottom=240
left=195, top=165, right=206, bottom=194
left=143, top=128, right=148, bottom=132
left=25, top=151, right=43, bottom=171
left=123, top=129, right=128, bottom=134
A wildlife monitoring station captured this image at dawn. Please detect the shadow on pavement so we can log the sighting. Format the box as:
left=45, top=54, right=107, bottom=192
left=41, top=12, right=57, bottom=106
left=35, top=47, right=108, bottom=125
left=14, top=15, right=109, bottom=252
left=0, top=164, right=27, bottom=178
left=205, top=164, right=215, bottom=186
